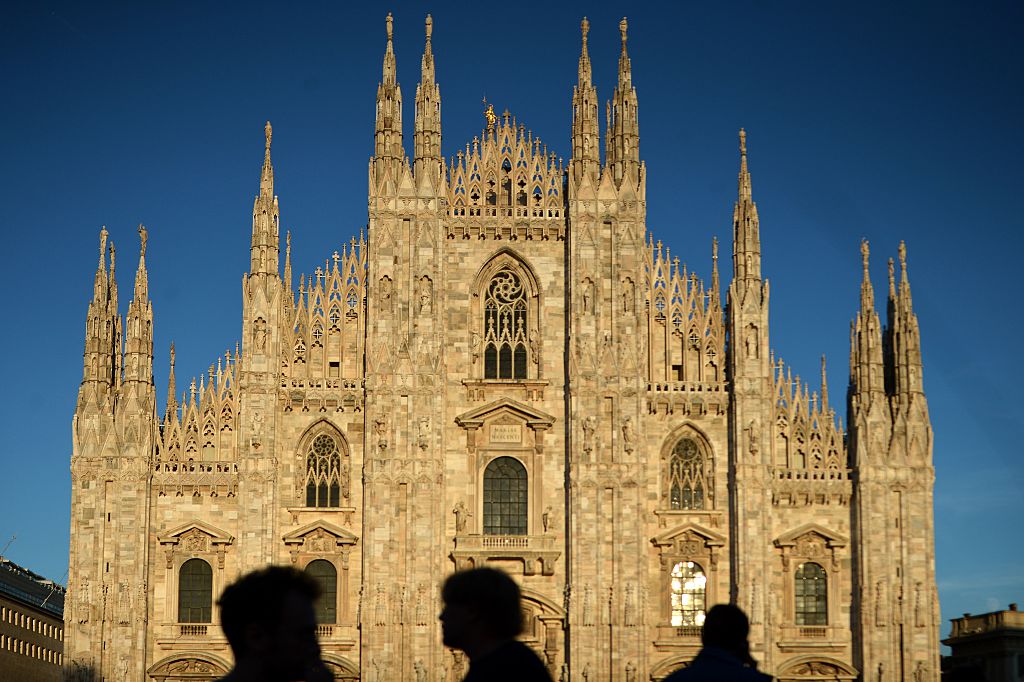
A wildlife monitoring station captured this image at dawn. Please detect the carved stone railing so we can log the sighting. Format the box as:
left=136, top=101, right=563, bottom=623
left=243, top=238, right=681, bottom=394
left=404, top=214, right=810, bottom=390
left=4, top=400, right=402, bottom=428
left=647, top=381, right=726, bottom=394
left=451, top=535, right=560, bottom=576
left=799, top=626, right=827, bottom=638
left=178, top=624, right=208, bottom=637
left=675, top=626, right=702, bottom=638
left=316, top=624, right=334, bottom=638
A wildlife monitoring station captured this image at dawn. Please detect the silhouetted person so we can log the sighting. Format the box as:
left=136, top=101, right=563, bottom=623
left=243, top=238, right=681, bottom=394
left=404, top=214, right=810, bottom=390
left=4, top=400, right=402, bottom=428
left=664, top=604, right=772, bottom=681
left=440, top=567, right=553, bottom=682
left=215, top=565, right=332, bottom=682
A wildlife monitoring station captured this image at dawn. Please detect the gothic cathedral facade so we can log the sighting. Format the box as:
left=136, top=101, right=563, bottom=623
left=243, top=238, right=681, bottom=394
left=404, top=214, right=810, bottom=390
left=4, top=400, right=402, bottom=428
left=67, top=15, right=941, bottom=682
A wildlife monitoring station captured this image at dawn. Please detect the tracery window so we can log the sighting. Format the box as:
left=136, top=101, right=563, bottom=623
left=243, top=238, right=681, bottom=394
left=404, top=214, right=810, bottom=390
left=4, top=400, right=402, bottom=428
left=178, top=559, right=212, bottom=623
left=668, top=438, right=707, bottom=510
left=483, top=269, right=528, bottom=379
left=305, top=559, right=338, bottom=625
left=670, top=561, right=707, bottom=627
left=305, top=434, right=342, bottom=508
left=483, top=456, right=527, bottom=535
left=795, top=562, right=828, bottom=625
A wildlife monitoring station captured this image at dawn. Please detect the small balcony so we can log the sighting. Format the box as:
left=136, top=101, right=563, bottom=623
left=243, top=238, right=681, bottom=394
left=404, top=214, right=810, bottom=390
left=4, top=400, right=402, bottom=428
left=451, top=534, right=560, bottom=576
left=178, top=624, right=208, bottom=637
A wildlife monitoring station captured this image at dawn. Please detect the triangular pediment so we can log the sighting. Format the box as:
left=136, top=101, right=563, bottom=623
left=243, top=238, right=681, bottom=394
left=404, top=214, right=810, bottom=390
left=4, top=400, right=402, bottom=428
left=774, top=523, right=847, bottom=548
left=158, top=520, right=234, bottom=546
left=282, top=520, right=358, bottom=547
left=651, top=522, right=726, bottom=549
left=455, top=398, right=556, bottom=430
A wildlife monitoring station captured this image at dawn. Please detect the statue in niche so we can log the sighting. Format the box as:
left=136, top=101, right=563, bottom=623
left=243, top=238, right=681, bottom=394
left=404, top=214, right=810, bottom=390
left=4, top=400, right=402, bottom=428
left=623, top=279, right=635, bottom=313
left=530, top=332, right=539, bottom=365
left=913, top=661, right=927, bottom=682
left=581, top=279, right=594, bottom=314
left=453, top=500, right=471, bottom=534
left=542, top=506, right=554, bottom=533
left=117, top=656, right=129, bottom=681
left=379, top=276, right=393, bottom=311
left=745, top=324, right=758, bottom=359
left=417, top=276, right=433, bottom=315
left=414, top=659, right=427, bottom=682
left=621, top=416, right=636, bottom=453
left=250, top=410, right=263, bottom=450
left=747, top=419, right=760, bottom=457
left=470, top=331, right=481, bottom=359
left=253, top=317, right=268, bottom=353
left=625, top=661, right=637, bottom=682
left=374, top=414, right=388, bottom=451
left=417, top=416, right=430, bottom=450
left=581, top=416, right=596, bottom=456
left=877, top=662, right=885, bottom=682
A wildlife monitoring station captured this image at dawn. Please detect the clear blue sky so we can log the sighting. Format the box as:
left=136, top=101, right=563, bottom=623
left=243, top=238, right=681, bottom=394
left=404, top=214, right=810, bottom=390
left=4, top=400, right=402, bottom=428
left=2, top=0, right=1021, bottom=639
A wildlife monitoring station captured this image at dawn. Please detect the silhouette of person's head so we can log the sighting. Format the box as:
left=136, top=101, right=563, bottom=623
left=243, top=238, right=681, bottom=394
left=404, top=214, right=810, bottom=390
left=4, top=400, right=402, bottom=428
left=440, top=567, right=523, bottom=658
left=217, top=565, right=328, bottom=682
left=701, top=604, right=757, bottom=667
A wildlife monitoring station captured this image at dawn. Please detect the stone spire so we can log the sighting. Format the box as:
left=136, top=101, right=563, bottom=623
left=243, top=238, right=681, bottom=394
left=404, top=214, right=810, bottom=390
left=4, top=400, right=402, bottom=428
left=122, top=224, right=154, bottom=387
left=374, top=13, right=405, bottom=180
left=605, top=17, right=640, bottom=187
left=165, top=342, right=177, bottom=422
left=571, top=17, right=600, bottom=183
left=78, top=227, right=120, bottom=407
left=732, top=129, right=762, bottom=282
left=850, top=240, right=885, bottom=400
left=250, top=121, right=280, bottom=278
left=413, top=14, right=442, bottom=183
left=891, top=241, right=924, bottom=397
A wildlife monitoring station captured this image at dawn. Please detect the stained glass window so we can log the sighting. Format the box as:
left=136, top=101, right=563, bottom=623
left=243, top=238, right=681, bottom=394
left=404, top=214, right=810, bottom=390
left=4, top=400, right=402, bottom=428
left=669, top=438, right=706, bottom=510
left=670, top=561, right=706, bottom=627
left=484, top=270, right=528, bottom=379
left=306, top=434, right=342, bottom=508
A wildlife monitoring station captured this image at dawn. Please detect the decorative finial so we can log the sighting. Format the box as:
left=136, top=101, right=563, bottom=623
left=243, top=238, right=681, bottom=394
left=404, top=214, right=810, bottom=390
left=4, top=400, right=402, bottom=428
left=619, top=17, right=628, bottom=49
left=888, top=257, right=896, bottom=290
left=264, top=121, right=272, bottom=150
left=109, top=242, right=116, bottom=273
left=170, top=342, right=175, bottom=367
left=138, top=224, right=148, bottom=258
left=98, top=226, right=108, bottom=265
left=386, top=13, right=393, bottom=41
left=898, top=240, right=907, bottom=268
left=860, top=239, right=870, bottom=271
left=739, top=128, right=747, bottom=156
left=581, top=17, right=589, bottom=43
left=712, top=236, right=719, bottom=261
left=425, top=14, right=432, bottom=40
left=286, top=230, right=291, bottom=248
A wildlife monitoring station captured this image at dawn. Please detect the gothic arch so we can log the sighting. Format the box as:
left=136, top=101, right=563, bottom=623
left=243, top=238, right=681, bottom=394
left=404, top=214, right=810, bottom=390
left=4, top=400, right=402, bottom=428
left=293, top=419, right=351, bottom=507
left=471, top=247, right=541, bottom=299
left=471, top=249, right=543, bottom=380
left=658, top=423, right=716, bottom=510
left=148, top=652, right=230, bottom=681
left=775, top=655, right=857, bottom=681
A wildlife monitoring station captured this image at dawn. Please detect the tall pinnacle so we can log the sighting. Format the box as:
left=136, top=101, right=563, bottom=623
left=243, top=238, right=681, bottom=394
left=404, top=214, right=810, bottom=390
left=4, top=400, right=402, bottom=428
left=414, top=14, right=442, bottom=181
left=260, top=121, right=274, bottom=197
left=571, top=16, right=600, bottom=182
left=134, top=224, right=149, bottom=302
left=606, top=17, right=640, bottom=186
left=374, top=13, right=405, bottom=181
left=165, top=342, right=177, bottom=422
left=251, top=122, right=280, bottom=277
left=731, top=129, right=761, bottom=282
left=851, top=240, right=885, bottom=399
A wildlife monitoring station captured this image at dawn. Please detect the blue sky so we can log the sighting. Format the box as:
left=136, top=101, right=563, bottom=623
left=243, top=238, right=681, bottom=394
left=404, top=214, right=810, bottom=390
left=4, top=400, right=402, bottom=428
left=2, top=0, right=1021, bottom=639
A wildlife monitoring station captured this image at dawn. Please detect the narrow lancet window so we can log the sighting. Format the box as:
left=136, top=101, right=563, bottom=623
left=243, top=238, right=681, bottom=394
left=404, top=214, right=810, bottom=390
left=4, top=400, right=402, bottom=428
left=306, top=434, right=342, bottom=508
left=669, top=438, right=706, bottom=510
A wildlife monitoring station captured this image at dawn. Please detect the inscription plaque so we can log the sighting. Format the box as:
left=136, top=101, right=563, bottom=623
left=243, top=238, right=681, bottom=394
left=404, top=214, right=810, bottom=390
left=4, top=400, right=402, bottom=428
left=490, top=424, right=523, bottom=443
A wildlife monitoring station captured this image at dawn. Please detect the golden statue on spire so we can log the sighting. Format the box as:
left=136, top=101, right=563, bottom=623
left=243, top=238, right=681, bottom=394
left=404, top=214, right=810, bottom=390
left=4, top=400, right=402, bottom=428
left=482, top=97, right=496, bottom=130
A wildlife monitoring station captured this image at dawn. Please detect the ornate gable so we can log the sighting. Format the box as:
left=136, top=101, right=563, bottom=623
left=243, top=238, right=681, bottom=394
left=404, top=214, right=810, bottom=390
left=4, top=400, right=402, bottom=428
left=454, top=398, right=556, bottom=454
left=157, top=521, right=234, bottom=569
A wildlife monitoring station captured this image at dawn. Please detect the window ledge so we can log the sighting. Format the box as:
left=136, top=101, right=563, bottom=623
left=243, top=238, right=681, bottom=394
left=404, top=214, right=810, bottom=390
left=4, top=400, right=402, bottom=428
left=286, top=506, right=357, bottom=526
left=463, top=379, right=549, bottom=402
left=451, top=534, right=560, bottom=575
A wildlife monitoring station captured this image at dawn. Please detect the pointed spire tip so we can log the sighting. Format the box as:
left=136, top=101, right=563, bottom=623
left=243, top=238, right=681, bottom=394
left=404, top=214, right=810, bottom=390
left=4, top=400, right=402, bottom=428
left=264, top=121, right=272, bottom=149
left=386, top=12, right=393, bottom=41
left=619, top=17, right=628, bottom=49
left=425, top=14, right=432, bottom=40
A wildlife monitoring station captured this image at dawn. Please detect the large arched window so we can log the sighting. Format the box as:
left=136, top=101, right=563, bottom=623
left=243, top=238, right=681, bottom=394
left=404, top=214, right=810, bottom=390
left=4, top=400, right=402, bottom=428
left=178, top=559, right=212, bottom=623
left=668, top=438, right=707, bottom=510
left=306, top=433, right=342, bottom=508
left=483, top=270, right=528, bottom=379
left=483, top=457, right=527, bottom=535
left=305, top=560, right=338, bottom=625
left=795, top=562, right=828, bottom=625
left=670, top=561, right=706, bottom=627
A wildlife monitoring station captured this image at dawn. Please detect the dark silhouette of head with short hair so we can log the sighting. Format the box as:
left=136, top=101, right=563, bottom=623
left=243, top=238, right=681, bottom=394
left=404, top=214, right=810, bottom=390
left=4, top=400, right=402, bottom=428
left=218, top=565, right=321, bottom=658
left=701, top=603, right=757, bottom=668
left=441, top=567, right=524, bottom=640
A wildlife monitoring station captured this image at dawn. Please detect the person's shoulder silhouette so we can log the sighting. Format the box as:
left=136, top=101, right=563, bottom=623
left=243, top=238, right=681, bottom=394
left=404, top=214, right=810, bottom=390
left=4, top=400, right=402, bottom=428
left=664, top=604, right=773, bottom=681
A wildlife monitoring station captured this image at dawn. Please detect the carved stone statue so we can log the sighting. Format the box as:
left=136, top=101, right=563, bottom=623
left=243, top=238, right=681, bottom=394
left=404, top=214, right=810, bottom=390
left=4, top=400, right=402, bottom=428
left=582, top=279, right=594, bottom=313
left=625, top=661, right=637, bottom=682
left=542, top=506, right=552, bottom=533
left=374, top=415, right=388, bottom=450
left=747, top=419, right=760, bottom=457
left=414, top=659, right=427, bottom=682
left=253, top=317, right=268, bottom=353
left=453, top=500, right=471, bottom=534
left=417, top=276, right=433, bottom=315
left=621, top=416, right=636, bottom=453
left=417, top=416, right=430, bottom=450
left=582, top=416, right=596, bottom=455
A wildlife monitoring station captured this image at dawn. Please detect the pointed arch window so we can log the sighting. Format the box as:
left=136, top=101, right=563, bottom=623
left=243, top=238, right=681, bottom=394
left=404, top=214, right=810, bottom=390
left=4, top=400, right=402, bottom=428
left=483, top=456, right=527, bottom=535
left=178, top=559, right=212, bottom=623
left=668, top=438, right=708, bottom=510
left=670, top=561, right=706, bottom=627
left=305, top=559, right=338, bottom=625
left=795, top=562, right=828, bottom=625
left=305, top=434, right=342, bottom=508
left=483, top=269, right=528, bottom=379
